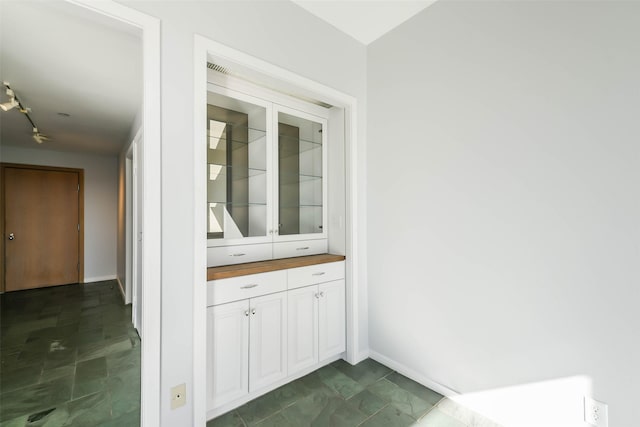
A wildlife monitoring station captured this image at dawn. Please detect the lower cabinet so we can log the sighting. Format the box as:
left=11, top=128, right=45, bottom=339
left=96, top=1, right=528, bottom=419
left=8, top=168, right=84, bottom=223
left=318, top=280, right=346, bottom=361
left=288, top=280, right=345, bottom=376
left=207, top=291, right=287, bottom=410
left=206, top=300, right=249, bottom=410
left=206, top=260, right=345, bottom=416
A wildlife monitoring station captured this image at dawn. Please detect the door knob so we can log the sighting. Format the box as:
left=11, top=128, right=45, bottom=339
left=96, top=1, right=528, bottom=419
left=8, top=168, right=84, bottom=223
left=8, top=233, right=14, bottom=240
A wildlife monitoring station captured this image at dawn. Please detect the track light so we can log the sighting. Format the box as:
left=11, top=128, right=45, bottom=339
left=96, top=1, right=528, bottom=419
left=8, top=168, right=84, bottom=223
left=0, top=98, right=18, bottom=111
left=0, top=89, right=18, bottom=111
left=2, top=82, right=49, bottom=144
left=32, top=127, right=47, bottom=144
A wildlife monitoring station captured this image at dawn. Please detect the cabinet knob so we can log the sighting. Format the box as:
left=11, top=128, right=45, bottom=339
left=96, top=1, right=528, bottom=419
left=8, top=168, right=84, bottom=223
left=315, top=293, right=320, bottom=299
left=320, top=291, right=325, bottom=297
left=244, top=310, right=249, bottom=317
left=251, top=308, right=256, bottom=315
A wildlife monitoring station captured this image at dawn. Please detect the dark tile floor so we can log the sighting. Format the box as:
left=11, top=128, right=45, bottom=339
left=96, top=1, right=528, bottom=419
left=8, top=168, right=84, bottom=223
left=206, top=358, right=470, bottom=427
left=0, top=280, right=140, bottom=426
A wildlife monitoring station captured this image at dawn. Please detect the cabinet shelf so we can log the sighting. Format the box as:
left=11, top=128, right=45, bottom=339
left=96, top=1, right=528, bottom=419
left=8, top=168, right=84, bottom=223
left=208, top=164, right=267, bottom=181
left=278, top=138, right=322, bottom=159
left=279, top=171, right=322, bottom=182
left=208, top=201, right=268, bottom=207
left=208, top=125, right=266, bottom=146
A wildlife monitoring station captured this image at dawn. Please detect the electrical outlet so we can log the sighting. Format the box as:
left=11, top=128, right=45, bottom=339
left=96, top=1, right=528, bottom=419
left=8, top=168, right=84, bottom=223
left=584, top=396, right=608, bottom=427
left=171, top=383, right=186, bottom=409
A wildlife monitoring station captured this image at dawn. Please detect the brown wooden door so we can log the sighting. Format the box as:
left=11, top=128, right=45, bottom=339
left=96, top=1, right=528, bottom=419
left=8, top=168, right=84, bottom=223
left=4, top=166, right=80, bottom=291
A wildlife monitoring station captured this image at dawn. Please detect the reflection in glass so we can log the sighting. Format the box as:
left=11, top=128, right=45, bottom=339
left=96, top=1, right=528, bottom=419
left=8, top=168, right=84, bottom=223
left=207, top=93, right=267, bottom=240
left=278, top=112, right=323, bottom=236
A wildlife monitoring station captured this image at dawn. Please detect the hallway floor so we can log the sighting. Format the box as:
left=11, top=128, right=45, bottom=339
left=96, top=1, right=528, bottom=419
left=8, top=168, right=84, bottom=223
left=207, top=358, right=499, bottom=427
left=0, top=280, right=140, bottom=426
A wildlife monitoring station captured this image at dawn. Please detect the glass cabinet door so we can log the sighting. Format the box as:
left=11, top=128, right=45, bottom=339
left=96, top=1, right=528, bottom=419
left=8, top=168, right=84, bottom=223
left=207, top=88, right=271, bottom=244
left=275, top=108, right=327, bottom=238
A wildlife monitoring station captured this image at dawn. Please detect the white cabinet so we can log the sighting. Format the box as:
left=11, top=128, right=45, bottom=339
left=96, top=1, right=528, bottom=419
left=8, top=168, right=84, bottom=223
left=287, top=285, right=319, bottom=373
left=318, top=280, right=346, bottom=361
left=206, top=84, right=329, bottom=267
left=288, top=280, right=345, bottom=376
left=206, top=259, right=344, bottom=417
left=206, top=300, right=249, bottom=409
left=207, top=291, right=287, bottom=410
left=249, top=292, right=287, bottom=392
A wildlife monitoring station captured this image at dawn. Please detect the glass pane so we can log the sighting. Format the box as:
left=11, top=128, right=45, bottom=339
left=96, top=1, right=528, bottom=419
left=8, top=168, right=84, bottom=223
left=278, top=112, right=323, bottom=236
left=207, top=92, right=267, bottom=240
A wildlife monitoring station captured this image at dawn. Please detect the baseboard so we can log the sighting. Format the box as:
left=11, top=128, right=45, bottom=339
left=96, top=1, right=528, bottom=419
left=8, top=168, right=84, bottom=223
left=356, top=349, right=370, bottom=364
left=83, top=275, right=117, bottom=284
left=369, top=350, right=459, bottom=398
left=116, top=277, right=126, bottom=302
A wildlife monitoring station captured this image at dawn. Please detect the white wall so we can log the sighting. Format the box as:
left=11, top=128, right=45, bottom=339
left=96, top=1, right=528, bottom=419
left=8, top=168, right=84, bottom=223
left=117, top=1, right=367, bottom=425
left=367, top=1, right=640, bottom=426
left=1, top=145, right=118, bottom=283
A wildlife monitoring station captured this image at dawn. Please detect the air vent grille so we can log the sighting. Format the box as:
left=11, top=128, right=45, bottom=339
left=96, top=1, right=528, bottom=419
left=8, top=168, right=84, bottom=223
left=207, top=62, right=230, bottom=74
left=206, top=62, right=333, bottom=109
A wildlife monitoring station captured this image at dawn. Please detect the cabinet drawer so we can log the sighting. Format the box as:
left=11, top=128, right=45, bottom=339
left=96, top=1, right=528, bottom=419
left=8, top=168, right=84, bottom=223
left=207, top=243, right=273, bottom=267
left=288, top=261, right=345, bottom=290
left=208, top=270, right=287, bottom=306
left=273, top=239, right=328, bottom=260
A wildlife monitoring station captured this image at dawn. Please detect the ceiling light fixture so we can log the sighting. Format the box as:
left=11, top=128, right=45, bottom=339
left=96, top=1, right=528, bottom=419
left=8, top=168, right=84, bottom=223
left=32, top=128, right=47, bottom=144
left=0, top=88, right=18, bottom=111
left=2, top=82, right=49, bottom=144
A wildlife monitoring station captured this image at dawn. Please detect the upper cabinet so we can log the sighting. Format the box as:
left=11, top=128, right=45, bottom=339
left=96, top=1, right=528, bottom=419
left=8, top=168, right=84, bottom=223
left=207, top=89, right=272, bottom=245
left=207, top=84, right=328, bottom=267
left=275, top=107, right=327, bottom=240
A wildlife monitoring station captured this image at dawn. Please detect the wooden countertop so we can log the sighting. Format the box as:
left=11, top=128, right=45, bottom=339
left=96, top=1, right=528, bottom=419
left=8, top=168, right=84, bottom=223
left=207, top=254, right=346, bottom=281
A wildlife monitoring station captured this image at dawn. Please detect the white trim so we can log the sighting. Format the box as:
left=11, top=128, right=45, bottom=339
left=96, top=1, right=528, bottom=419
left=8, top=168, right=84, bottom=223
left=83, top=275, right=118, bottom=283
left=194, top=35, right=361, bottom=424
left=193, top=35, right=209, bottom=427
left=65, top=2, right=162, bottom=426
left=116, top=276, right=126, bottom=302
left=369, top=350, right=460, bottom=398
left=356, top=349, right=371, bottom=364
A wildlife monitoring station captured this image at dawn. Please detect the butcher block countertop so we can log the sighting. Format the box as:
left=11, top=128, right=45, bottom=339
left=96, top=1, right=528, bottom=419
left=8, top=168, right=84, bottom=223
left=207, top=254, right=346, bottom=281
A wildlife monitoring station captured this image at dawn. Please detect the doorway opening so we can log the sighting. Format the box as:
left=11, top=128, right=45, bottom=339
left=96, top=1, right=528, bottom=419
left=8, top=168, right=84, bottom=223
left=0, top=0, right=161, bottom=425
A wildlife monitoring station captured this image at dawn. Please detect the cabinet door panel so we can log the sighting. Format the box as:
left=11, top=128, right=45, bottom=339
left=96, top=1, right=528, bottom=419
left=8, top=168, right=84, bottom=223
left=249, top=292, right=287, bottom=391
left=287, top=286, right=318, bottom=375
left=207, top=300, right=249, bottom=410
left=318, top=280, right=346, bottom=361
left=274, top=106, right=328, bottom=241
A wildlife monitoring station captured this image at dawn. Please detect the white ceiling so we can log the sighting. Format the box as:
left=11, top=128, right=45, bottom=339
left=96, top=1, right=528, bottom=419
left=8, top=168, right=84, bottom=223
left=0, top=1, right=431, bottom=156
left=0, top=1, right=142, bottom=155
left=292, top=0, right=436, bottom=45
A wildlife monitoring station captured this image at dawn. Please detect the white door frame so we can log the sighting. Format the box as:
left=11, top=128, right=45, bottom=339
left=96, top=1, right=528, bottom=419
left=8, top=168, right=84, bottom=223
left=125, top=145, right=133, bottom=305
left=68, top=1, right=161, bottom=426
left=194, top=36, right=362, bottom=425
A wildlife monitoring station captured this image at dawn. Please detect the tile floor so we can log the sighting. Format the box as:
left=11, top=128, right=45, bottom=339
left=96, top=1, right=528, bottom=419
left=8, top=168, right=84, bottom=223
left=206, top=358, right=495, bottom=427
left=0, top=280, right=140, bottom=426
left=1, top=280, right=498, bottom=427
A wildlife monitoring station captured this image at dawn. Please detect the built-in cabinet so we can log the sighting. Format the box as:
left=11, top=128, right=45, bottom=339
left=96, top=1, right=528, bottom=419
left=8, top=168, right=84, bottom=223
left=205, top=70, right=347, bottom=422
left=207, top=84, right=328, bottom=267
left=206, top=259, right=345, bottom=418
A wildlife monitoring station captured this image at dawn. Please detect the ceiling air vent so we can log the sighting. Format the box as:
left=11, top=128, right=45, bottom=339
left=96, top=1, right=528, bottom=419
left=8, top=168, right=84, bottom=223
left=206, top=61, right=333, bottom=109
left=207, top=62, right=230, bottom=75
